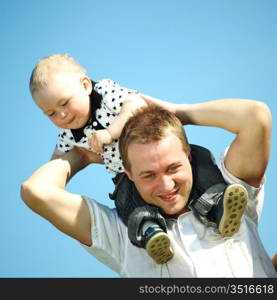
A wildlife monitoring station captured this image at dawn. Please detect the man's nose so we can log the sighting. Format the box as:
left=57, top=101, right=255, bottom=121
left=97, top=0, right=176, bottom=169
left=158, top=175, right=175, bottom=192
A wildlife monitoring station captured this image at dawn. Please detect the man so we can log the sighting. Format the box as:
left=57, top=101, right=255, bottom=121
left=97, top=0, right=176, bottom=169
left=21, top=99, right=276, bottom=277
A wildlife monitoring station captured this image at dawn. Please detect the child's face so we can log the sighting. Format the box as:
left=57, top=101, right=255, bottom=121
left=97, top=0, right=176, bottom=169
left=33, top=72, right=92, bottom=129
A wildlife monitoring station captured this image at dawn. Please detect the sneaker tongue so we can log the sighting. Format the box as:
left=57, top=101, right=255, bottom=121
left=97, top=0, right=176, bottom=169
left=141, top=221, right=159, bottom=235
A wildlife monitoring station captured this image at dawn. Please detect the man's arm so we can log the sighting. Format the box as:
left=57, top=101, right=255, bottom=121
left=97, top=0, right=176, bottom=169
left=51, top=146, right=65, bottom=160
left=140, top=93, right=177, bottom=113
left=272, top=254, right=277, bottom=271
left=174, top=99, right=272, bottom=187
left=20, top=148, right=102, bottom=246
left=139, top=96, right=272, bottom=186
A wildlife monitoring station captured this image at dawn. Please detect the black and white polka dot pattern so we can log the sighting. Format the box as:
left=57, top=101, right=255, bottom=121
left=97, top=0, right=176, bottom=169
left=56, top=78, right=138, bottom=173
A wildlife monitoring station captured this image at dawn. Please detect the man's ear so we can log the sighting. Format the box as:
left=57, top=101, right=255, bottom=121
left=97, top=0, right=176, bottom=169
left=125, top=169, right=133, bottom=181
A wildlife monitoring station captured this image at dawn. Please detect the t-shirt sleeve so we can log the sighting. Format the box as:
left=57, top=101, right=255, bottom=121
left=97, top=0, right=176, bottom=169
left=56, top=129, right=75, bottom=153
left=81, top=196, right=126, bottom=274
left=219, top=147, right=265, bottom=225
left=94, top=78, right=138, bottom=114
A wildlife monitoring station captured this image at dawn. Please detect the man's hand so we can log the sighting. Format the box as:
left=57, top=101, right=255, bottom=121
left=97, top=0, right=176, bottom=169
left=76, top=147, right=104, bottom=165
left=88, top=129, right=113, bottom=153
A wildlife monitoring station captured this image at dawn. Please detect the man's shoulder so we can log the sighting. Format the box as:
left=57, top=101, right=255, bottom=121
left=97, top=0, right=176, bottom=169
left=83, top=196, right=120, bottom=222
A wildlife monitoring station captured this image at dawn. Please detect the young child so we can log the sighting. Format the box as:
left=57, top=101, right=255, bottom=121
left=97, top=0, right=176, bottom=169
left=29, top=54, right=248, bottom=264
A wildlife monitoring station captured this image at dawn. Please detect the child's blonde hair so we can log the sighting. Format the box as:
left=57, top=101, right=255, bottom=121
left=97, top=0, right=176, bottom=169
left=29, top=54, right=87, bottom=96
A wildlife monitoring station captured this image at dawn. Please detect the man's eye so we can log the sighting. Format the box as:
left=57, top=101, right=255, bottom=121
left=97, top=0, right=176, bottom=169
left=143, top=174, right=154, bottom=180
left=169, top=165, right=180, bottom=173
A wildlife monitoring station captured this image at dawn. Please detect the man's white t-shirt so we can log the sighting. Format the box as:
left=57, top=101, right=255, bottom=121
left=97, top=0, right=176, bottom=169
left=81, top=148, right=277, bottom=277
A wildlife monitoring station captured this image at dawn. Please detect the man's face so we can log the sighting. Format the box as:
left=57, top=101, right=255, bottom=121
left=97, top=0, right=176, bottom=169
left=33, top=73, right=92, bottom=129
left=126, top=133, right=193, bottom=216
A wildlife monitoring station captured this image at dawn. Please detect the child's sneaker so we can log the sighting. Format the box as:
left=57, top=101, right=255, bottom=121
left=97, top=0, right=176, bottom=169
left=142, top=224, right=174, bottom=264
left=208, top=183, right=248, bottom=237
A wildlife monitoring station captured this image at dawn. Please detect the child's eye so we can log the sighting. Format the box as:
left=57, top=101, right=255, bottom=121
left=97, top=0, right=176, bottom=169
left=62, top=100, right=69, bottom=106
left=48, top=112, right=55, bottom=117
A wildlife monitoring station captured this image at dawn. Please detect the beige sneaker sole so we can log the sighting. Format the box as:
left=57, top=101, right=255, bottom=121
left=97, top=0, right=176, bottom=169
left=146, top=232, right=174, bottom=264
left=219, top=183, right=248, bottom=237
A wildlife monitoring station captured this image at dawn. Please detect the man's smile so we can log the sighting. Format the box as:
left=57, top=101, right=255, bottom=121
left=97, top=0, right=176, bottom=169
left=157, top=188, right=179, bottom=202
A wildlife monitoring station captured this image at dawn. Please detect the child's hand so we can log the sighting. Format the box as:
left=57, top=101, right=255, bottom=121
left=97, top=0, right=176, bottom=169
left=88, top=129, right=113, bottom=153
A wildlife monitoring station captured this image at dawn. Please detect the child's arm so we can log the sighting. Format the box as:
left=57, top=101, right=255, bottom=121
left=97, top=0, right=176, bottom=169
left=88, top=94, right=147, bottom=153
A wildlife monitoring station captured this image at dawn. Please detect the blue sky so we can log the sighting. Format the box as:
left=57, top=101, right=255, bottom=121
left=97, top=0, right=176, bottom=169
left=1, top=0, right=276, bottom=277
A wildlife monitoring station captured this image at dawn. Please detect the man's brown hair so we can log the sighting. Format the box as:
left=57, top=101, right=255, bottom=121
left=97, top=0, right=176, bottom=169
left=119, top=105, right=190, bottom=172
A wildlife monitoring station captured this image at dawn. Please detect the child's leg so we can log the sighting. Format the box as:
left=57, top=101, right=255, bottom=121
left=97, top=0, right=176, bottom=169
left=189, top=144, right=248, bottom=236
left=109, top=173, right=174, bottom=264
